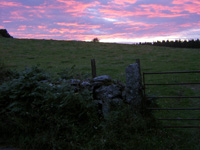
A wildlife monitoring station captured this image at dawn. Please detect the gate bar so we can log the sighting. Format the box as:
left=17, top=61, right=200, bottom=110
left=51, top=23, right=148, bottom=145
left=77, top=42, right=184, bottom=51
left=145, top=83, right=200, bottom=85
left=143, top=70, right=200, bottom=74
left=163, top=126, right=200, bottom=128
left=147, top=96, right=200, bottom=99
left=158, top=118, right=200, bottom=121
left=148, top=108, right=200, bottom=110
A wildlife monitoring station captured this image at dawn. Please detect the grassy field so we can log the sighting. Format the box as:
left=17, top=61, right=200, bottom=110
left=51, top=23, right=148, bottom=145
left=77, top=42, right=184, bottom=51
left=1, top=38, right=200, bottom=149
left=0, top=38, right=200, bottom=78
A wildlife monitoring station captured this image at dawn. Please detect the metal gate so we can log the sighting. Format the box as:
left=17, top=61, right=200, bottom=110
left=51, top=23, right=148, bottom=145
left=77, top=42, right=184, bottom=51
left=143, top=70, right=200, bottom=128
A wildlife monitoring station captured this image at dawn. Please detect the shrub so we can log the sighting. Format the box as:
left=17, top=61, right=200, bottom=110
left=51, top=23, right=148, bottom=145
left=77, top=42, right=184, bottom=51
left=0, top=66, right=176, bottom=150
left=92, top=38, right=99, bottom=43
left=0, top=67, right=99, bottom=149
left=0, top=29, right=13, bottom=38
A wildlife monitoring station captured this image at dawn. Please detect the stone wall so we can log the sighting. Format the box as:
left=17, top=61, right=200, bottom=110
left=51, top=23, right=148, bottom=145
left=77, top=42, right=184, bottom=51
left=60, top=62, right=143, bottom=116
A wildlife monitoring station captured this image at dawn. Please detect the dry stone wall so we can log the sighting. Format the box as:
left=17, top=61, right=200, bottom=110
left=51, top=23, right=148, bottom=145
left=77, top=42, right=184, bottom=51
left=59, top=62, right=143, bottom=116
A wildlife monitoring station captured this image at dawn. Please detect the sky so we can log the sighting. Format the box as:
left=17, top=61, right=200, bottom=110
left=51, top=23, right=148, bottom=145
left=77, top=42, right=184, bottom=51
left=1, top=0, right=200, bottom=43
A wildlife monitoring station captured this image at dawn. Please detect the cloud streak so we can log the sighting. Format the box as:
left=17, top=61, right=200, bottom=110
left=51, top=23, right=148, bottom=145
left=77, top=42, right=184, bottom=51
left=1, top=0, right=200, bottom=43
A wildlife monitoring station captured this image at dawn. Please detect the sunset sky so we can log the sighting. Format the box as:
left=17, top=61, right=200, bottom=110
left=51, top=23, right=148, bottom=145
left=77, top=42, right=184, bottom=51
left=1, top=0, right=200, bottom=43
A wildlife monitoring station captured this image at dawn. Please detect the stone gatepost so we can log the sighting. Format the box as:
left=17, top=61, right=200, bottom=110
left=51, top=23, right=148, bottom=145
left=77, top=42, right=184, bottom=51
left=125, top=61, right=143, bottom=109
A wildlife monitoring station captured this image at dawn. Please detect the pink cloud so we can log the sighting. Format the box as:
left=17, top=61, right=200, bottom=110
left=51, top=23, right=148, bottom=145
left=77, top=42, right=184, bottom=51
left=38, top=25, right=47, bottom=29
left=0, top=1, right=21, bottom=7
left=184, top=4, right=200, bottom=15
left=13, top=33, right=61, bottom=39
left=17, top=25, right=27, bottom=31
left=113, top=21, right=159, bottom=32
left=1, top=1, right=44, bottom=21
left=17, top=25, right=34, bottom=31
left=180, top=23, right=194, bottom=28
left=172, top=0, right=200, bottom=5
left=99, top=9, right=134, bottom=18
left=139, top=4, right=187, bottom=17
left=10, top=11, right=27, bottom=20
left=73, top=32, right=128, bottom=41
left=100, top=4, right=188, bottom=19
left=56, top=22, right=100, bottom=29
left=57, top=23, right=82, bottom=27
left=111, top=0, right=138, bottom=5
left=180, top=21, right=200, bottom=28
left=0, top=1, right=30, bottom=8
left=56, top=0, right=100, bottom=17
left=114, top=21, right=157, bottom=27
left=172, top=0, right=200, bottom=14
left=3, top=21, right=12, bottom=23
left=27, top=9, right=46, bottom=18
left=49, top=28, right=86, bottom=34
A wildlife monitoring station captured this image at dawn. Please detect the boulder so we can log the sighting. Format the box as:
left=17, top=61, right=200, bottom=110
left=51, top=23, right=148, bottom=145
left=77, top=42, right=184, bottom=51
left=93, top=75, right=112, bottom=83
left=80, top=81, right=91, bottom=87
left=112, top=98, right=123, bottom=105
left=125, top=63, right=142, bottom=107
left=67, top=79, right=81, bottom=85
left=102, top=100, right=110, bottom=117
left=95, top=84, right=122, bottom=100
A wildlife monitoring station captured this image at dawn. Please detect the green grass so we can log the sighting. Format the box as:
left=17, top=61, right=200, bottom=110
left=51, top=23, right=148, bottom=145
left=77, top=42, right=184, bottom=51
left=0, top=38, right=200, bottom=149
left=1, top=38, right=199, bottom=79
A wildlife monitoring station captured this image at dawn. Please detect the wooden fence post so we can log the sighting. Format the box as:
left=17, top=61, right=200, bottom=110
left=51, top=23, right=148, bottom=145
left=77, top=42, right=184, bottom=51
left=91, top=59, right=96, bottom=78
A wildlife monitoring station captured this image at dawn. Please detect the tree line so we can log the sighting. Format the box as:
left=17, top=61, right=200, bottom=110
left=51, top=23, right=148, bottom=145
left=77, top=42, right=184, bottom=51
left=138, top=39, right=200, bottom=48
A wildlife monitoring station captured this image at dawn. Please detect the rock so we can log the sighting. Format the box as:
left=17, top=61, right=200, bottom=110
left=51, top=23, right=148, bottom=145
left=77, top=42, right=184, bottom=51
left=112, top=98, right=123, bottom=105
left=49, top=83, right=54, bottom=87
left=67, top=79, right=80, bottom=85
left=95, top=84, right=122, bottom=100
left=91, top=81, right=104, bottom=87
left=94, top=83, right=123, bottom=118
left=80, top=81, right=91, bottom=87
left=40, top=80, right=49, bottom=83
left=93, top=100, right=104, bottom=118
left=60, top=79, right=67, bottom=83
left=93, top=75, right=112, bottom=83
left=93, top=100, right=103, bottom=105
left=102, top=100, right=110, bottom=117
left=122, top=91, right=126, bottom=100
left=125, top=63, right=142, bottom=107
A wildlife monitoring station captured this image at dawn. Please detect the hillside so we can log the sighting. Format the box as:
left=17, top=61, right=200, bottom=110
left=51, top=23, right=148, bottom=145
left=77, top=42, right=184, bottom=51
left=0, top=38, right=200, bottom=80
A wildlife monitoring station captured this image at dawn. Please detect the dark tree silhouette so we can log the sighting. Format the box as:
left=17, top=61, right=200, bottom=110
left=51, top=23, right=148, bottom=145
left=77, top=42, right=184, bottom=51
left=0, top=29, right=13, bottom=38
left=92, top=38, right=99, bottom=43
left=144, top=39, right=200, bottom=48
